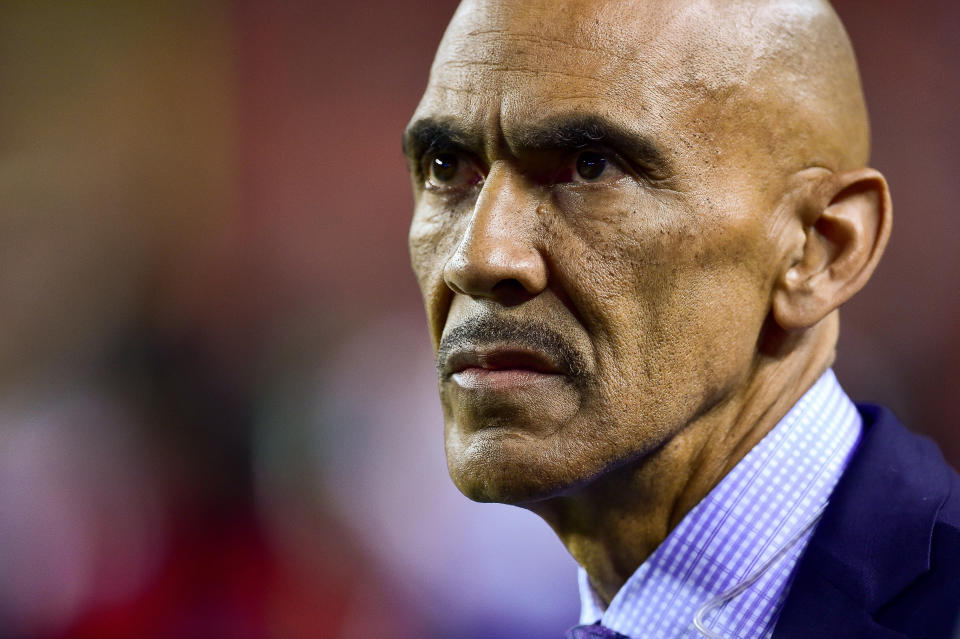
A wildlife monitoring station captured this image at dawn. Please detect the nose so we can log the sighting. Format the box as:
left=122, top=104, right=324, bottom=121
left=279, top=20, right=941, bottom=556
left=442, top=166, right=548, bottom=305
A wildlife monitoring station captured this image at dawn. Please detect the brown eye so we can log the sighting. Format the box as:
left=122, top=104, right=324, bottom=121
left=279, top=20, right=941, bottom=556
left=423, top=152, right=483, bottom=192
left=430, top=153, right=459, bottom=183
left=576, top=151, right=607, bottom=180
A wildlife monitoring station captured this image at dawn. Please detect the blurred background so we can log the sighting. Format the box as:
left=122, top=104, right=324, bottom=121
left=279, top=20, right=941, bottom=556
left=0, top=1, right=956, bottom=637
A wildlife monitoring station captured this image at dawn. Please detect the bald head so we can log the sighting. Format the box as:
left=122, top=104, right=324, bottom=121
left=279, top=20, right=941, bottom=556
left=406, top=0, right=890, bottom=508
left=429, top=0, right=869, bottom=176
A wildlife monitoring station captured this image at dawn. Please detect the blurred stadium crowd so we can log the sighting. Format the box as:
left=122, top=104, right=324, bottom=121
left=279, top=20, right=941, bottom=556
left=0, top=2, right=956, bottom=638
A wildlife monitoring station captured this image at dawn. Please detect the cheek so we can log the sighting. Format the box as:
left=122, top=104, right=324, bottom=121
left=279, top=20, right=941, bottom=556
left=408, top=219, right=440, bottom=289
left=409, top=202, right=458, bottom=282
left=408, top=205, right=468, bottom=340
left=550, top=189, right=699, bottom=335
left=644, top=221, right=772, bottom=380
left=551, top=194, right=774, bottom=411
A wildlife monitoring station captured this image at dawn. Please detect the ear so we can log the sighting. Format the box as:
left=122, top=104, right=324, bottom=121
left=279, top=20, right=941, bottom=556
left=772, top=168, right=892, bottom=330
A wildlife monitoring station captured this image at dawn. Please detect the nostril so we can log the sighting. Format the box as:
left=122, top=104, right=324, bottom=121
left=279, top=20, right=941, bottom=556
left=491, top=278, right=536, bottom=307
left=445, top=279, right=467, bottom=296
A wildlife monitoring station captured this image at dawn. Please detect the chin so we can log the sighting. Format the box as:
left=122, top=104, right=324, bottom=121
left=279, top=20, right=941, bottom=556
left=444, top=427, right=594, bottom=505
left=449, top=465, right=564, bottom=505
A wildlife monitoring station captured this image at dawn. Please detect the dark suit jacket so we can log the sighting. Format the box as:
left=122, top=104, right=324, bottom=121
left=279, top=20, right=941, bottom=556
left=773, top=404, right=960, bottom=638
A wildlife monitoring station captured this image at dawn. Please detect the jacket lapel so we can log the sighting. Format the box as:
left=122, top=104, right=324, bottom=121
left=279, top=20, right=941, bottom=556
left=773, top=405, right=951, bottom=638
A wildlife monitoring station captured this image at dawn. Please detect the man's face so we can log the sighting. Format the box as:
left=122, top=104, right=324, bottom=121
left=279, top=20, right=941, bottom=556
left=406, top=0, right=797, bottom=504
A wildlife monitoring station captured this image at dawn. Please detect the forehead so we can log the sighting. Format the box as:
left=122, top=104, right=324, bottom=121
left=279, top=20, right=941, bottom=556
left=416, top=0, right=746, bottom=145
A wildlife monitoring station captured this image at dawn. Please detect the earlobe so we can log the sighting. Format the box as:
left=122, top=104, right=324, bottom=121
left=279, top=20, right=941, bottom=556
left=772, top=168, right=892, bottom=330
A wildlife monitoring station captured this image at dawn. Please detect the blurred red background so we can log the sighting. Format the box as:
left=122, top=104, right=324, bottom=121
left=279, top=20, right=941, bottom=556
left=0, top=1, right=956, bottom=637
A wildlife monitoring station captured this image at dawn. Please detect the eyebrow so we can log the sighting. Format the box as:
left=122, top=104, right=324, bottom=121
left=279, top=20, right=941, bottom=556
left=402, top=119, right=477, bottom=162
left=402, top=115, right=671, bottom=177
left=514, top=116, right=671, bottom=177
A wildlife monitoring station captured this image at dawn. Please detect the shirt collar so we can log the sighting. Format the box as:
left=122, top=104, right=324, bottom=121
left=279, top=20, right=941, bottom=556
left=577, top=369, right=862, bottom=633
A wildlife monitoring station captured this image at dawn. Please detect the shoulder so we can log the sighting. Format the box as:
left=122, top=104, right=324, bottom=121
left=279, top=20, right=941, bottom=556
left=858, top=405, right=960, bottom=632
left=774, top=404, right=960, bottom=638
left=852, top=404, right=960, bottom=529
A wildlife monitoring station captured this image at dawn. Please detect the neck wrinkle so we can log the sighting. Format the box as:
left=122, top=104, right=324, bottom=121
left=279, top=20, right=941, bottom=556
left=531, top=314, right=840, bottom=607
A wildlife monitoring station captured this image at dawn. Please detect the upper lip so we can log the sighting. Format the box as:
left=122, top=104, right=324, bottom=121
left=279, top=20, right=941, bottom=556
left=443, top=345, right=567, bottom=377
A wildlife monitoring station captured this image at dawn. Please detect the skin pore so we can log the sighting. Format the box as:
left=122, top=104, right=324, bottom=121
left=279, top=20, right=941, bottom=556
left=406, top=0, right=891, bottom=605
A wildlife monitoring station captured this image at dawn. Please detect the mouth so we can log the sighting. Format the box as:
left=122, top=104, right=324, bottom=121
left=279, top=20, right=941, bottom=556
left=443, top=346, right=568, bottom=391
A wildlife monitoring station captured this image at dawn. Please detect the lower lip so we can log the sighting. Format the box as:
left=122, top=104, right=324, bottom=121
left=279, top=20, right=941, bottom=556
left=451, top=367, right=564, bottom=391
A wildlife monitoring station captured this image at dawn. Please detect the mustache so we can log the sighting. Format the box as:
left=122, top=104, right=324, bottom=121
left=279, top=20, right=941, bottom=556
left=436, top=316, right=586, bottom=379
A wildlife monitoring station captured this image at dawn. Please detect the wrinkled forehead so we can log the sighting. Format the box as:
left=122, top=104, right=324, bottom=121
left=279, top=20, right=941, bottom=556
left=413, top=0, right=864, bottom=181
left=419, top=0, right=752, bottom=137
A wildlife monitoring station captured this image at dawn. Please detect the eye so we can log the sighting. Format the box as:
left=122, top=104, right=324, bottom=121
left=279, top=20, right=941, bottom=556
left=431, top=153, right=459, bottom=182
left=423, top=151, right=482, bottom=191
left=553, top=149, right=625, bottom=185
left=576, top=151, right=607, bottom=180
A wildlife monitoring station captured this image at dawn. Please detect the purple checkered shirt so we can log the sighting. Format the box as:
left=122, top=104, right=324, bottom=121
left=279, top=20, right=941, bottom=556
left=577, top=369, right=862, bottom=639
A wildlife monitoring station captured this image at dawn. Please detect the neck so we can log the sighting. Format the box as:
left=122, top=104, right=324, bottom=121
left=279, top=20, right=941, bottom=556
left=528, top=315, right=839, bottom=605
